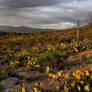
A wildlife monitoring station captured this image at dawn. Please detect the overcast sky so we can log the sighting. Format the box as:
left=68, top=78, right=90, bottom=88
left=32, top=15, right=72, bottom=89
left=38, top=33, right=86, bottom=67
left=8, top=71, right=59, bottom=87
left=0, top=0, right=92, bottom=29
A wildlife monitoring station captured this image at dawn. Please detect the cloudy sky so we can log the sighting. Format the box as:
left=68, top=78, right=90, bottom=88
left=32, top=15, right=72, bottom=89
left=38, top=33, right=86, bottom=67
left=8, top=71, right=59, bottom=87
left=0, top=0, right=92, bottom=29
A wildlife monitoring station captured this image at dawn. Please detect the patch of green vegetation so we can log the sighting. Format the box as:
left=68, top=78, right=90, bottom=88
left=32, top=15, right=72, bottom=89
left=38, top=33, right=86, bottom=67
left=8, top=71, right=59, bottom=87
left=0, top=85, right=4, bottom=92
left=0, top=68, right=8, bottom=81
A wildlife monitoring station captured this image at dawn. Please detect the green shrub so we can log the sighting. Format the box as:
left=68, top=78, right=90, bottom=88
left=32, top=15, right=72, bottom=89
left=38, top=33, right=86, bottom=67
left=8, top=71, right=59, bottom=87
left=37, top=45, right=67, bottom=65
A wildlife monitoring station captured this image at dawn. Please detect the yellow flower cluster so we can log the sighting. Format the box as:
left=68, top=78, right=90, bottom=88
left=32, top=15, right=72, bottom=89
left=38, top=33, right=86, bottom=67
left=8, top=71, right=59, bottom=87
left=64, top=69, right=92, bottom=92
left=32, top=82, right=42, bottom=92
left=47, top=67, right=92, bottom=92
left=10, top=61, right=19, bottom=67
left=48, top=73, right=58, bottom=79
left=48, top=70, right=64, bottom=80
left=60, top=43, right=67, bottom=49
left=27, top=60, right=40, bottom=67
left=72, top=70, right=84, bottom=80
left=32, top=87, right=41, bottom=92
left=48, top=69, right=70, bottom=81
left=74, top=47, right=79, bottom=52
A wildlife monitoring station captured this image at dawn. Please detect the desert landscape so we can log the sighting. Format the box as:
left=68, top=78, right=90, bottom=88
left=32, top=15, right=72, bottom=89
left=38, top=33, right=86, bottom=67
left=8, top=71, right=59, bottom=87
left=0, top=24, right=92, bottom=92
left=0, top=0, right=92, bottom=92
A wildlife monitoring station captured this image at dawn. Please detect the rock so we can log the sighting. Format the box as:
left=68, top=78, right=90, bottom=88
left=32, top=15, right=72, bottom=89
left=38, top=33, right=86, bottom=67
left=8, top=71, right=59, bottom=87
left=0, top=77, right=19, bottom=89
left=2, top=89, right=12, bottom=92
left=16, top=71, right=46, bottom=80
left=60, top=89, right=64, bottom=92
left=15, top=67, right=32, bottom=72
left=40, top=79, right=62, bottom=90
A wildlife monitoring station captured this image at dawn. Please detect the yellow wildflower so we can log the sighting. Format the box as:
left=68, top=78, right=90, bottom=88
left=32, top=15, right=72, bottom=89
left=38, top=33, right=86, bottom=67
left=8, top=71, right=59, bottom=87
left=60, top=43, right=67, bottom=49
left=77, top=86, right=81, bottom=91
left=34, top=82, right=38, bottom=87
left=40, top=82, right=43, bottom=87
left=15, top=61, right=19, bottom=64
left=86, top=71, right=89, bottom=76
left=76, top=70, right=81, bottom=75
left=22, top=82, right=27, bottom=92
left=48, top=73, right=53, bottom=77
left=63, top=74, right=65, bottom=77
left=33, top=87, right=38, bottom=92
left=57, top=72, right=61, bottom=77
left=33, top=61, right=36, bottom=65
left=10, top=61, right=15, bottom=66
left=81, top=72, right=84, bottom=76
left=73, top=73, right=80, bottom=80
left=74, top=48, right=78, bottom=52
left=71, top=82, right=75, bottom=87
left=80, top=81, right=84, bottom=85
left=64, top=73, right=69, bottom=79
left=59, top=70, right=63, bottom=73
left=22, top=87, right=26, bottom=92
left=52, top=74, right=56, bottom=79
left=85, top=71, right=90, bottom=76
left=64, top=85, right=69, bottom=92
left=27, top=60, right=32, bottom=66
left=46, top=66, right=50, bottom=73
left=35, top=64, right=40, bottom=68
left=56, top=85, right=59, bottom=90
left=84, top=84, right=90, bottom=91
left=38, top=90, right=41, bottom=92
left=27, top=56, right=30, bottom=59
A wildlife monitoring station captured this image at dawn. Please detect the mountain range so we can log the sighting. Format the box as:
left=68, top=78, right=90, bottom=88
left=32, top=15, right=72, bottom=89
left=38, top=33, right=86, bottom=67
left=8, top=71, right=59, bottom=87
left=0, top=26, right=55, bottom=33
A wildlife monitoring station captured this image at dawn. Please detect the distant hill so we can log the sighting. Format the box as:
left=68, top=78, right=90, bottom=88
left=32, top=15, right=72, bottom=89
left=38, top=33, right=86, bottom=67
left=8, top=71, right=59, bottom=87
left=0, top=25, right=89, bottom=33
left=0, top=26, right=55, bottom=33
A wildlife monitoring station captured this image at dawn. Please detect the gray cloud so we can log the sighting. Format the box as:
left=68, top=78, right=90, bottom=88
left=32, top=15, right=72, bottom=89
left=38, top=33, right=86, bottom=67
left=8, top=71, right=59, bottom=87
left=0, top=0, right=92, bottom=29
left=0, top=0, right=61, bottom=9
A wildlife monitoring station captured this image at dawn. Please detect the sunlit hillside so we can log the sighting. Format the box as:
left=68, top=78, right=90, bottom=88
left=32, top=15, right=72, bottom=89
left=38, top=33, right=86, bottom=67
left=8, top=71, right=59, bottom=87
left=0, top=25, right=92, bottom=92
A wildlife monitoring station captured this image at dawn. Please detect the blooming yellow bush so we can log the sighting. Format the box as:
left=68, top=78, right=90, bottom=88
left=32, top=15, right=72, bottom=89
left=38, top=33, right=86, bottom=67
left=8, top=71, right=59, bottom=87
left=46, top=66, right=92, bottom=92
